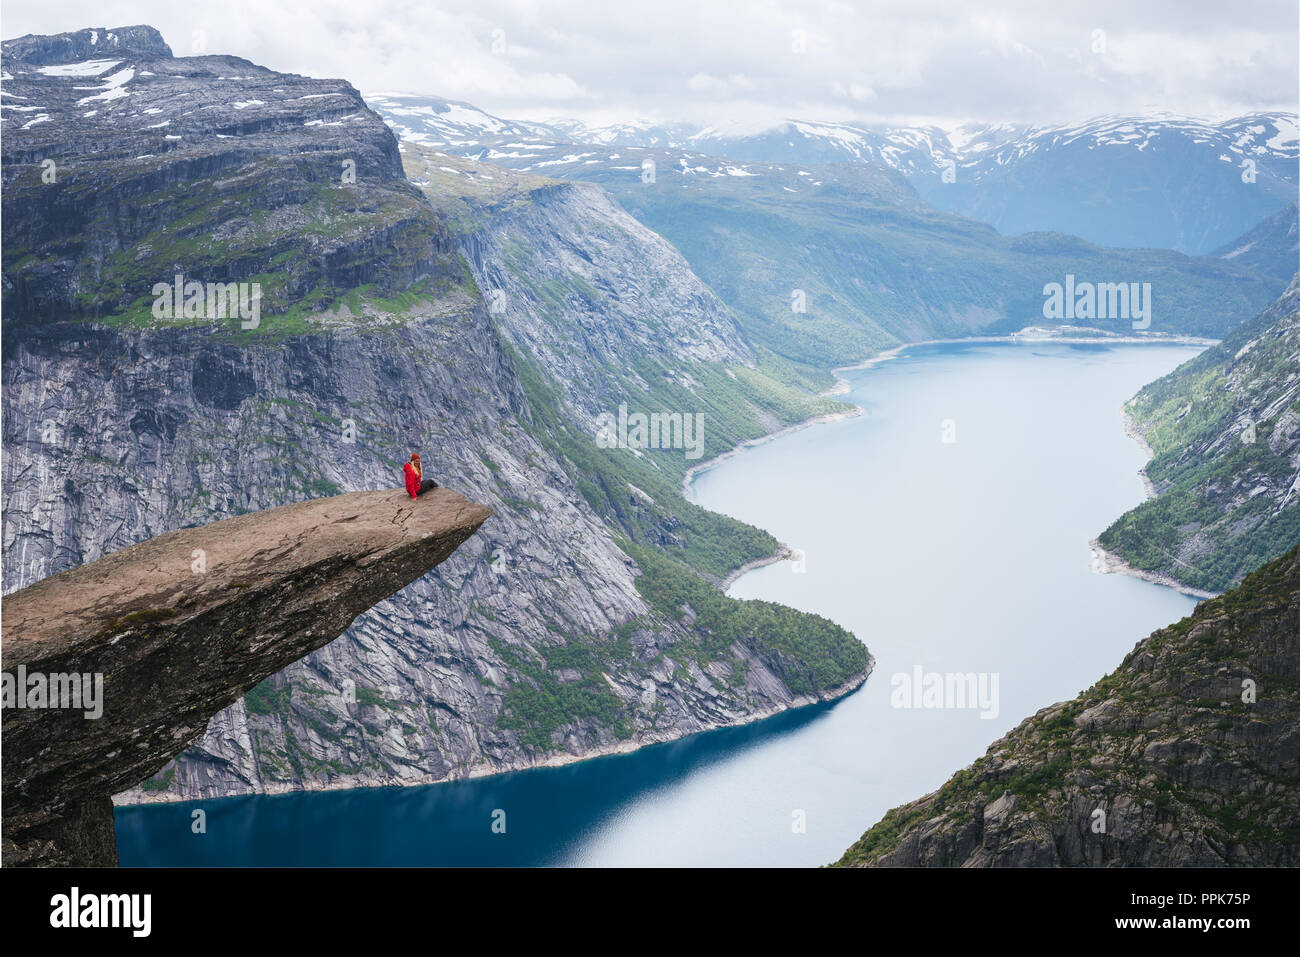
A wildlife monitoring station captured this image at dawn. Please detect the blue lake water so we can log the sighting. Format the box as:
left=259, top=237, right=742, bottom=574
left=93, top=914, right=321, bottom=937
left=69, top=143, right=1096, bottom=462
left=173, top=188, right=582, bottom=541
left=116, top=341, right=1202, bottom=866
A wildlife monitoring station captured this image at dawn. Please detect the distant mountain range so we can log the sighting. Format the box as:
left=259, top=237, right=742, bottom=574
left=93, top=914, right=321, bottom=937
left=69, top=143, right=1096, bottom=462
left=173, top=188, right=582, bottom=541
left=367, top=93, right=1299, bottom=256
left=369, top=93, right=1289, bottom=384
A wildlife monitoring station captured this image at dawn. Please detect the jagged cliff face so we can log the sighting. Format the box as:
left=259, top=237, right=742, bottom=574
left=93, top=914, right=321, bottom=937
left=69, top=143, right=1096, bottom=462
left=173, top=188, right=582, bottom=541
left=836, top=544, right=1300, bottom=867
left=1099, top=274, right=1300, bottom=592
left=3, top=27, right=870, bottom=808
left=409, top=147, right=756, bottom=423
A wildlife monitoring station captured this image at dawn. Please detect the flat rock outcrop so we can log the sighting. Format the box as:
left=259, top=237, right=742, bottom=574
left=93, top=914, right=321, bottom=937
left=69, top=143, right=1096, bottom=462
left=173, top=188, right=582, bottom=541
left=2, top=488, right=491, bottom=865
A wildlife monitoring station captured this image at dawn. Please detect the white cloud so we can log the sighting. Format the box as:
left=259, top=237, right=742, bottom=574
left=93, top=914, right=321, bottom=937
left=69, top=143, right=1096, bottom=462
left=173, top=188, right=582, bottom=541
left=3, top=0, right=1295, bottom=127
left=688, top=72, right=757, bottom=95
left=833, top=81, right=877, bottom=102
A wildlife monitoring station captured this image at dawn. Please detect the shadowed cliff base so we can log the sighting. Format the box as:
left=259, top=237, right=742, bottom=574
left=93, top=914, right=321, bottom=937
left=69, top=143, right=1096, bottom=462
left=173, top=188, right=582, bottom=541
left=2, top=488, right=492, bottom=866
left=835, top=543, right=1300, bottom=868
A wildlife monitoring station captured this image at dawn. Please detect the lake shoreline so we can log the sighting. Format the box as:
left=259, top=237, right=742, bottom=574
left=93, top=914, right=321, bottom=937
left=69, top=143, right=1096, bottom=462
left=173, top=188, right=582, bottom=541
left=115, top=662, right=875, bottom=810
left=1121, top=406, right=1160, bottom=500
left=1087, top=406, right=1221, bottom=600
left=1088, top=538, right=1220, bottom=600
left=692, top=333, right=1217, bottom=596
left=826, top=332, right=1217, bottom=395
left=118, top=340, right=1206, bottom=866
left=681, top=407, right=863, bottom=503
left=719, top=545, right=793, bottom=589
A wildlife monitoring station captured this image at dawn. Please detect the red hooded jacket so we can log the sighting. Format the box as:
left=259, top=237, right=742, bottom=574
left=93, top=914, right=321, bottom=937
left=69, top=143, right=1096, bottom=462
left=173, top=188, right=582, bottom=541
left=403, top=460, right=421, bottom=498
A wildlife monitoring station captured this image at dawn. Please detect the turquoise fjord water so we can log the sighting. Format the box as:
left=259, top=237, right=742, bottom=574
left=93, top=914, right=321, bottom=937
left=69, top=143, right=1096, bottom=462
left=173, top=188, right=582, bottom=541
left=116, top=341, right=1202, bottom=867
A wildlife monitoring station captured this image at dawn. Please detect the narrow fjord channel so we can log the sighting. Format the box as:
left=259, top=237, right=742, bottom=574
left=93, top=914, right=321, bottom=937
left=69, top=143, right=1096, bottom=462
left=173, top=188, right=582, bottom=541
left=116, top=341, right=1203, bottom=866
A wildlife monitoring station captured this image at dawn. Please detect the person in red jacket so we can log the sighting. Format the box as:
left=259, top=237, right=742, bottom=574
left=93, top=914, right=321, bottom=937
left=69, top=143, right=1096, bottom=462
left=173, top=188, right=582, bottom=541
left=403, top=453, right=438, bottom=498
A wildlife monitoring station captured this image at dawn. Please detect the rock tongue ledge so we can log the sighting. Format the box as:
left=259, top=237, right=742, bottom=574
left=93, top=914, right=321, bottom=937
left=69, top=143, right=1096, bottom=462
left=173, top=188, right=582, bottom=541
left=1, top=488, right=492, bottom=867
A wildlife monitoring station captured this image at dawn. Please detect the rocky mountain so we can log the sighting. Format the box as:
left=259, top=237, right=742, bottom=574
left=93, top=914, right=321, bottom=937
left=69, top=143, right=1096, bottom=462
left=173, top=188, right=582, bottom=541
left=372, top=95, right=1298, bottom=255
left=365, top=92, right=556, bottom=147
left=2, top=27, right=870, bottom=808
left=2, top=27, right=452, bottom=326
left=1212, top=202, right=1300, bottom=282
left=3, top=489, right=491, bottom=866
left=1097, top=275, right=1300, bottom=594
left=835, top=542, right=1300, bottom=867
left=401, top=146, right=756, bottom=422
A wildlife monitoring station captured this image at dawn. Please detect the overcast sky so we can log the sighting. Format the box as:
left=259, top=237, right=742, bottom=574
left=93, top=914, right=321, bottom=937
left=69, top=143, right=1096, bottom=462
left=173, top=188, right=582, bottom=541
left=4, top=0, right=1297, bottom=129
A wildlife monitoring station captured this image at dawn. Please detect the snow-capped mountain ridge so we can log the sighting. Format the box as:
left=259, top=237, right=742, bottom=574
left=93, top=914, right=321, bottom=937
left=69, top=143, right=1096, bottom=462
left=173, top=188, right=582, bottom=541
left=364, top=91, right=1297, bottom=167
left=366, top=90, right=1298, bottom=253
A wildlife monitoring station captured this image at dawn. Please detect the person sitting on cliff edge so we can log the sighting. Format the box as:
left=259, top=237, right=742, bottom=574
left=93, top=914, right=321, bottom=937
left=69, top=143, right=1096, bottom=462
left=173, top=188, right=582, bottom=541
left=403, top=453, right=439, bottom=498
